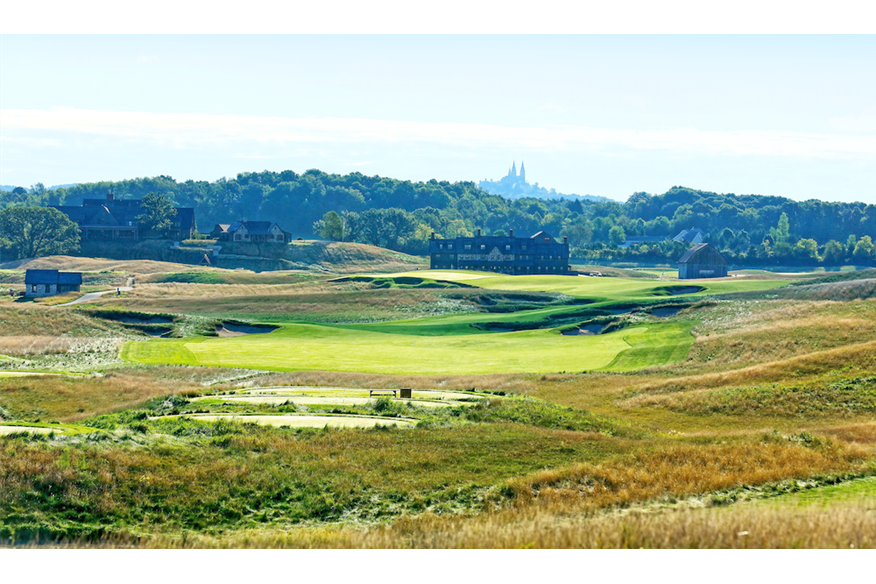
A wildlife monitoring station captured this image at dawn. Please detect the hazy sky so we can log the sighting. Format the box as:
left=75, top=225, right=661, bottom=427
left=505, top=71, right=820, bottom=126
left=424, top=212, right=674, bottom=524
left=1, top=35, right=874, bottom=203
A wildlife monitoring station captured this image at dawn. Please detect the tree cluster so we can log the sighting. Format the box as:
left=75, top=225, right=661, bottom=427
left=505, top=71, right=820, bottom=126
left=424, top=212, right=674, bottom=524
left=0, top=207, right=80, bottom=261
left=2, top=177, right=874, bottom=265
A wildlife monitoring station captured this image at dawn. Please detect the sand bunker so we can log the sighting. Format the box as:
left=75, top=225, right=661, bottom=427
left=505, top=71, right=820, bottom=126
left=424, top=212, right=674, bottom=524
left=650, top=306, right=686, bottom=318
left=604, top=307, right=636, bottom=315
left=664, top=286, right=705, bottom=295
left=116, top=315, right=174, bottom=325
left=561, top=323, right=608, bottom=336
left=215, top=323, right=279, bottom=337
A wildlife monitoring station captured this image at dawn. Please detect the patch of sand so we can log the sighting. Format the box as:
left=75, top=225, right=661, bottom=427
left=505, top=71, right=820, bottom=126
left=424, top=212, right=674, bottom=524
left=238, top=387, right=483, bottom=401
left=215, top=323, right=279, bottom=337
left=167, top=413, right=416, bottom=428
left=0, top=425, right=59, bottom=435
left=193, top=395, right=455, bottom=408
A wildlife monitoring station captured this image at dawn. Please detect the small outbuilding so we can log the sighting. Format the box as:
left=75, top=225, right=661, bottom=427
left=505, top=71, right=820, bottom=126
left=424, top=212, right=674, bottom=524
left=677, top=243, right=728, bottom=279
left=24, top=269, right=83, bottom=297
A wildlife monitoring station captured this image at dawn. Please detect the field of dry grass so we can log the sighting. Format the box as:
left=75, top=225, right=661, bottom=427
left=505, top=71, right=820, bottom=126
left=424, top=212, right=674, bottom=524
left=0, top=367, right=256, bottom=422
left=143, top=503, right=874, bottom=549
left=0, top=255, right=219, bottom=275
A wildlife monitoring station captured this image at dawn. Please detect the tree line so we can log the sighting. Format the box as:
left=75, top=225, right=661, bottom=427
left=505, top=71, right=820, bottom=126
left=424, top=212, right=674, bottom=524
left=1, top=174, right=875, bottom=264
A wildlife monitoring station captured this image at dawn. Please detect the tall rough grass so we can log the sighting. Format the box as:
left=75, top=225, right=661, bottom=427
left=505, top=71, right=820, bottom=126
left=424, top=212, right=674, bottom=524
left=45, top=503, right=876, bottom=549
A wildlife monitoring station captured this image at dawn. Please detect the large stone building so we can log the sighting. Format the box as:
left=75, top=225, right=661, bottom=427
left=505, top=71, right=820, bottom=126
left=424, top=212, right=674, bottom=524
left=52, top=193, right=196, bottom=241
left=24, top=269, right=82, bottom=297
left=429, top=229, right=570, bottom=275
left=677, top=243, right=728, bottom=279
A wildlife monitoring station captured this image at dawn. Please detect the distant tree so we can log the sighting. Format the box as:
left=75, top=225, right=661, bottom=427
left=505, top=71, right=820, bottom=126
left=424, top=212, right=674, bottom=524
left=492, top=229, right=507, bottom=237
left=608, top=225, right=626, bottom=247
left=0, top=206, right=80, bottom=259
left=853, top=235, right=875, bottom=262
left=137, top=192, right=177, bottom=237
left=846, top=234, right=857, bottom=256
left=794, top=238, right=820, bottom=262
left=560, top=217, right=593, bottom=247
left=318, top=210, right=344, bottom=241
left=10, top=187, right=28, bottom=203
left=822, top=240, right=845, bottom=265
left=770, top=212, right=791, bottom=247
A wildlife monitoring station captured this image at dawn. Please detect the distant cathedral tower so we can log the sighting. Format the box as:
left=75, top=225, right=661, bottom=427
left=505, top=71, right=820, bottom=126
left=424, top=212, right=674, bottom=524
left=503, top=161, right=527, bottom=188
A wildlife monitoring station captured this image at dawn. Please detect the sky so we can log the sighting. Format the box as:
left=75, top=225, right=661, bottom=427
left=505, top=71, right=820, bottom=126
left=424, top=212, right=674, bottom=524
left=1, top=33, right=875, bottom=204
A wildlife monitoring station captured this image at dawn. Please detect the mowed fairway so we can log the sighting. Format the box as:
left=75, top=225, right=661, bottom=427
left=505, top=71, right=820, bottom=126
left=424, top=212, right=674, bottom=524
left=122, top=322, right=694, bottom=374
left=375, top=270, right=791, bottom=299
left=120, top=272, right=785, bottom=375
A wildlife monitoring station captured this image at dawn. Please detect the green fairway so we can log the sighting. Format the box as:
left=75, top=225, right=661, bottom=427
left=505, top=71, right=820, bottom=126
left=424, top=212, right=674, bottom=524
left=121, top=321, right=696, bottom=375
left=377, top=270, right=790, bottom=299
left=120, top=273, right=786, bottom=375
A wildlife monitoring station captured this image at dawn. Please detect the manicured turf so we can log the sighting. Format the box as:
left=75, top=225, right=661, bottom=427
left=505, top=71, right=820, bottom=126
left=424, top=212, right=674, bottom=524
left=121, top=321, right=696, bottom=375
left=378, top=270, right=791, bottom=299
left=120, top=273, right=783, bottom=375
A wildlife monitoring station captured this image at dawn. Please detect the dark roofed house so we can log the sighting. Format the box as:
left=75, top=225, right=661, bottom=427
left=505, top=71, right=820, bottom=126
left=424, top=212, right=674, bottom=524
left=51, top=192, right=196, bottom=241
left=677, top=243, right=728, bottom=279
left=24, top=269, right=82, bottom=297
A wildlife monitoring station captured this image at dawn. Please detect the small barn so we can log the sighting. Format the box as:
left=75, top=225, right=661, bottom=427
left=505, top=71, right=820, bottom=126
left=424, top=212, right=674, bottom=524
left=677, top=243, right=728, bottom=279
left=24, top=269, right=82, bottom=297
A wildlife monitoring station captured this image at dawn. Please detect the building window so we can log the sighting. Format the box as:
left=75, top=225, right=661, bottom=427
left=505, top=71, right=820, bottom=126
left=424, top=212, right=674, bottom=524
left=522, top=244, right=528, bottom=251
left=480, top=244, right=486, bottom=250
left=439, top=243, right=444, bottom=249
left=464, top=244, right=471, bottom=250
left=448, top=243, right=454, bottom=249
left=505, top=245, right=511, bottom=251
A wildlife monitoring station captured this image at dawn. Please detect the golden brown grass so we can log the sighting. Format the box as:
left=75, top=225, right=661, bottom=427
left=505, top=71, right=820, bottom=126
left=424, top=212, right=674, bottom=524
left=818, top=421, right=876, bottom=446
left=214, top=370, right=537, bottom=394
left=0, top=306, right=120, bottom=336
left=95, top=282, right=475, bottom=322
left=51, top=502, right=876, bottom=549
left=0, top=255, right=221, bottom=275
left=503, top=440, right=868, bottom=512
left=0, top=367, right=250, bottom=422
left=683, top=299, right=876, bottom=373
left=627, top=340, right=876, bottom=398
left=0, top=336, right=121, bottom=357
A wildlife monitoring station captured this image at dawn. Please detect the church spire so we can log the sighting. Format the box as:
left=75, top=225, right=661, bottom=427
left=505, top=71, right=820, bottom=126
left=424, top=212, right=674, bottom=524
left=511, top=161, right=517, bottom=177
left=520, top=161, right=525, bottom=183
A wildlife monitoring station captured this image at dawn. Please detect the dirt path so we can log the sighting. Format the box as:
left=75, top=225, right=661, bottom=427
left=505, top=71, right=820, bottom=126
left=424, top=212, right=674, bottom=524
left=57, top=287, right=133, bottom=307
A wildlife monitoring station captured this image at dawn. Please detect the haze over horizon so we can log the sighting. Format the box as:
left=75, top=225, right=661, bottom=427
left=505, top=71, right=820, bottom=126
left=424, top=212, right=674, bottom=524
left=1, top=35, right=874, bottom=205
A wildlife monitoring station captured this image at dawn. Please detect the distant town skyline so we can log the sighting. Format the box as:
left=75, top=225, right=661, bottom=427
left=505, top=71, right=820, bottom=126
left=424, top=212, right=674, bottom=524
left=1, top=35, right=874, bottom=204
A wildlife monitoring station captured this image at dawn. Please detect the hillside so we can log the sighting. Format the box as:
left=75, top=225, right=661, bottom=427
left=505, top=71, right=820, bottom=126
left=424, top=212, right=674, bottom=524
left=0, top=241, right=426, bottom=277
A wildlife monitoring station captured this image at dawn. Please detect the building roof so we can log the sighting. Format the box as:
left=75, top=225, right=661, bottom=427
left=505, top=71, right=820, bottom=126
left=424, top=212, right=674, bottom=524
left=24, top=269, right=82, bottom=285
left=677, top=243, right=727, bottom=265
left=51, top=197, right=195, bottom=232
left=673, top=228, right=707, bottom=244
left=227, top=220, right=278, bottom=235
left=530, top=230, right=557, bottom=242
